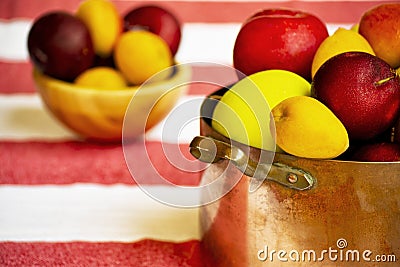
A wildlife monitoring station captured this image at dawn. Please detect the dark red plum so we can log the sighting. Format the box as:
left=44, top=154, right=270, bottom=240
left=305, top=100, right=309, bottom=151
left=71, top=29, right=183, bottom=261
left=123, top=5, right=181, bottom=56
left=312, top=52, right=400, bottom=140
left=27, top=11, right=95, bottom=81
left=394, top=116, right=400, bottom=143
left=351, top=142, right=400, bottom=162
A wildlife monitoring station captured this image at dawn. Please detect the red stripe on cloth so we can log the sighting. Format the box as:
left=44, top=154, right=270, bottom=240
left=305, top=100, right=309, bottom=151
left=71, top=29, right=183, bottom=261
left=0, top=0, right=393, bottom=23
left=0, top=62, right=232, bottom=95
left=0, top=239, right=212, bottom=267
left=0, top=62, right=35, bottom=94
left=0, top=141, right=201, bottom=185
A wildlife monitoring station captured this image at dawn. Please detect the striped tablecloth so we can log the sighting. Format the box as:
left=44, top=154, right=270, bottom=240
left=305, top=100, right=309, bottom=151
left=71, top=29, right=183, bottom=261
left=0, top=1, right=389, bottom=266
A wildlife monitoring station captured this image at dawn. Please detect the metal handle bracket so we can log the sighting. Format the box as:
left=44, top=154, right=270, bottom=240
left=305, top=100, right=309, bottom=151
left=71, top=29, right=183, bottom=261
left=190, top=136, right=315, bottom=191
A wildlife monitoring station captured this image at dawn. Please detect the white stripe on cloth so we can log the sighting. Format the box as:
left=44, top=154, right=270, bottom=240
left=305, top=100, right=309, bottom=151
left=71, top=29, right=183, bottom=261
left=0, top=94, right=202, bottom=142
left=0, top=184, right=200, bottom=242
left=0, top=94, right=77, bottom=141
left=0, top=19, right=31, bottom=62
left=0, top=20, right=350, bottom=64
left=0, top=20, right=241, bottom=65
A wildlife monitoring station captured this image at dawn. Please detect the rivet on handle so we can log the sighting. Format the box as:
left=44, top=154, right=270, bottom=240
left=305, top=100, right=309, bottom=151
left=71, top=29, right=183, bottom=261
left=189, top=136, right=315, bottom=191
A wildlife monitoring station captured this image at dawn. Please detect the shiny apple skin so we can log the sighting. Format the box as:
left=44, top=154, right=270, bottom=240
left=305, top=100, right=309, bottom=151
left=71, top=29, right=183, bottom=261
left=394, top=117, right=400, bottom=144
left=312, top=52, right=400, bottom=141
left=351, top=142, right=400, bottom=162
left=233, top=9, right=329, bottom=81
left=359, top=3, right=400, bottom=69
left=27, top=11, right=95, bottom=81
left=123, top=5, right=181, bottom=56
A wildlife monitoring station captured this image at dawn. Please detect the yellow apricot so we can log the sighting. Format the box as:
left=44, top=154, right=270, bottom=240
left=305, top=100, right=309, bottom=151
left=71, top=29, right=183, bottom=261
left=212, top=69, right=310, bottom=151
left=272, top=96, right=349, bottom=159
left=311, top=28, right=375, bottom=78
left=74, top=67, right=127, bottom=90
left=76, top=0, right=122, bottom=57
left=114, top=31, right=173, bottom=85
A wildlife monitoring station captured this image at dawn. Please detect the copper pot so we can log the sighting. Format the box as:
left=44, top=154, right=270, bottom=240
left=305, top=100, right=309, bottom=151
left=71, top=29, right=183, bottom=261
left=191, top=89, right=400, bottom=266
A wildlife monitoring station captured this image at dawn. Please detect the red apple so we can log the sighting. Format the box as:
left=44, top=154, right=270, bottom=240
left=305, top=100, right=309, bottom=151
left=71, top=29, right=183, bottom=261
left=394, top=117, right=400, bottom=143
left=27, top=11, right=95, bottom=81
left=351, top=142, right=400, bottom=162
left=123, top=5, right=181, bottom=56
left=359, top=3, right=400, bottom=68
left=312, top=52, right=400, bottom=140
left=373, top=126, right=395, bottom=143
left=233, top=9, right=329, bottom=81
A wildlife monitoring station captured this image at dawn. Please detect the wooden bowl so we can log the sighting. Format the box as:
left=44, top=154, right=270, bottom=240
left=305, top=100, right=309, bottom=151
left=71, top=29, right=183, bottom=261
left=33, top=64, right=191, bottom=142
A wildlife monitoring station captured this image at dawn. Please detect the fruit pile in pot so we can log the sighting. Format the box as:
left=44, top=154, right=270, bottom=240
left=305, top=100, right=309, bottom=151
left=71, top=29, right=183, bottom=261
left=27, top=0, right=181, bottom=88
left=212, top=3, right=400, bottom=162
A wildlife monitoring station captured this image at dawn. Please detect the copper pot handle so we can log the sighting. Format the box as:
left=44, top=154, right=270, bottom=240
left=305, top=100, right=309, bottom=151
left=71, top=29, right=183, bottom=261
left=189, top=136, right=315, bottom=191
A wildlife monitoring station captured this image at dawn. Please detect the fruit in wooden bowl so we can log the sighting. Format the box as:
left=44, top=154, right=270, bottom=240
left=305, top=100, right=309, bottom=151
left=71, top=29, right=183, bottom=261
left=27, top=0, right=187, bottom=142
left=33, top=63, right=191, bottom=142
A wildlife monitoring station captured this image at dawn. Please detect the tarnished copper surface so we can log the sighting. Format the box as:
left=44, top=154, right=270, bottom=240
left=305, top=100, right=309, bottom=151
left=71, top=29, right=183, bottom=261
left=198, top=94, right=400, bottom=267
